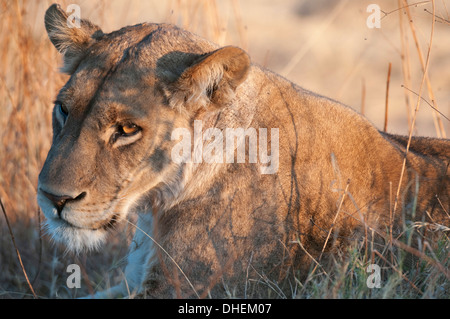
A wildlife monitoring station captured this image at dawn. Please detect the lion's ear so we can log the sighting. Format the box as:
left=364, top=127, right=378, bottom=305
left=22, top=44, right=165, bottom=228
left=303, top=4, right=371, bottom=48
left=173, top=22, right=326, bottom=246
left=44, top=4, right=102, bottom=74
left=167, top=46, right=251, bottom=112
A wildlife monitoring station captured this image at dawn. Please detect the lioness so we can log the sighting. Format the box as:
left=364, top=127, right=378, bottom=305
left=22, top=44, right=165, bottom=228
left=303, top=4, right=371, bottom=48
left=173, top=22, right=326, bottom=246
left=38, top=4, right=449, bottom=298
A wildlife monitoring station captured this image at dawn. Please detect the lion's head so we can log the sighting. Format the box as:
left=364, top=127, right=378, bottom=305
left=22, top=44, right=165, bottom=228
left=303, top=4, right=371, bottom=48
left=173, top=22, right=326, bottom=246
left=37, top=4, right=250, bottom=252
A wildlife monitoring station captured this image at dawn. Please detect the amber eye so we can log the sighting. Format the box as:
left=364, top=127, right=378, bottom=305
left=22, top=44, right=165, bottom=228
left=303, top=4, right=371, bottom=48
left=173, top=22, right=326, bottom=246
left=110, top=123, right=142, bottom=146
left=120, top=124, right=140, bottom=136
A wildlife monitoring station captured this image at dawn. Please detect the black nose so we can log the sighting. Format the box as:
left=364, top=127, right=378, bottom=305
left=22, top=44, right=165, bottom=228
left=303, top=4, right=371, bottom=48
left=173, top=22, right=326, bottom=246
left=42, top=190, right=86, bottom=215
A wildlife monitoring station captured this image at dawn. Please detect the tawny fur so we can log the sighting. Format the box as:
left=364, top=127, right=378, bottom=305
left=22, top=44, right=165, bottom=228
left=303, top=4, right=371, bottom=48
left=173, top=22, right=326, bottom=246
left=38, top=4, right=449, bottom=298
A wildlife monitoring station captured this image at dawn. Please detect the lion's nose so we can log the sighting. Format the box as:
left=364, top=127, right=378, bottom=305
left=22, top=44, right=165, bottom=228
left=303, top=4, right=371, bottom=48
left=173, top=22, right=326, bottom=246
left=41, top=190, right=86, bottom=215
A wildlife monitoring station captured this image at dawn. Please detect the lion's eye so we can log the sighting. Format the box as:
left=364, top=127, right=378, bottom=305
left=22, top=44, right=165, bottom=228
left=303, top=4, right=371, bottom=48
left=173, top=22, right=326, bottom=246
left=120, top=124, right=140, bottom=136
left=56, top=102, right=68, bottom=122
left=110, top=123, right=142, bottom=146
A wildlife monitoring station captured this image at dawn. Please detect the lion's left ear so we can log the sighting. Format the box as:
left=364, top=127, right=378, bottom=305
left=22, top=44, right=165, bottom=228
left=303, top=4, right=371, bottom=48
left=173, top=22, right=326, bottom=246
left=167, top=46, right=251, bottom=111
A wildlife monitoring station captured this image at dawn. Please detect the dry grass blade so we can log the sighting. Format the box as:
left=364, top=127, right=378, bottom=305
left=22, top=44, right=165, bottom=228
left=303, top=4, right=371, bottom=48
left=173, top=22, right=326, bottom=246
left=393, top=0, right=436, bottom=220
left=435, top=195, right=450, bottom=219
left=397, top=0, right=413, bottom=130
left=384, top=62, right=392, bottom=132
left=401, top=85, right=450, bottom=122
left=125, top=219, right=200, bottom=299
left=373, top=250, right=423, bottom=295
left=381, top=0, right=431, bottom=19
left=424, top=8, right=450, bottom=25
left=412, top=221, right=450, bottom=232
left=291, top=237, right=329, bottom=279
left=360, top=78, right=366, bottom=116
left=319, top=179, right=351, bottom=261
left=390, top=236, right=450, bottom=280
left=402, top=0, right=446, bottom=138
left=0, top=197, right=37, bottom=299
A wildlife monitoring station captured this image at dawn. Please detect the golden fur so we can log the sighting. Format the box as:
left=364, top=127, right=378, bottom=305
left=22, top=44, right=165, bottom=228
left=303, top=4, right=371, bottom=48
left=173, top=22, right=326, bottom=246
left=38, top=4, right=449, bottom=298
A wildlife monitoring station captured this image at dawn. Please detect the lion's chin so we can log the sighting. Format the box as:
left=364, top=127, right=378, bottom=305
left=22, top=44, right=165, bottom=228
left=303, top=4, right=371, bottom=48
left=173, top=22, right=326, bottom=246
left=44, top=218, right=108, bottom=253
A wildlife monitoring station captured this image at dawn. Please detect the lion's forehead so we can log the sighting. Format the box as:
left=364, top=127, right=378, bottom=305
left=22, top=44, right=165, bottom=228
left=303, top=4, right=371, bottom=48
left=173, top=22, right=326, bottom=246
left=59, top=59, right=158, bottom=126
left=60, top=22, right=217, bottom=104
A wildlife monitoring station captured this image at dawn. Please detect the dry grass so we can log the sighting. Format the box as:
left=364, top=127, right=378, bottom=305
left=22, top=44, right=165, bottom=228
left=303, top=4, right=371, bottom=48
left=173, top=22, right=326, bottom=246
left=0, top=0, right=448, bottom=299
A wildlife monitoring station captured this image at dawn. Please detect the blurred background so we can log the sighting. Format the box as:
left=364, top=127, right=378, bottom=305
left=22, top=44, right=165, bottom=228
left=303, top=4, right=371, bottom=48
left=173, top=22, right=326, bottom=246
left=0, top=0, right=449, bottom=298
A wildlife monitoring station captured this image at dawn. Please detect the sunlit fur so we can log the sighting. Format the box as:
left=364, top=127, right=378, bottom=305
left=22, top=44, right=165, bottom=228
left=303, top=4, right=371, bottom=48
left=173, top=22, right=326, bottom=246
left=39, top=4, right=449, bottom=298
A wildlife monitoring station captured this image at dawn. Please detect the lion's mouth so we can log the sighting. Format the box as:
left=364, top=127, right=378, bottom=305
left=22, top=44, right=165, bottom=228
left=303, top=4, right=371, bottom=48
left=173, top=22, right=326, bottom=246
left=61, top=213, right=119, bottom=231
left=43, top=212, right=120, bottom=253
left=100, top=214, right=119, bottom=230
